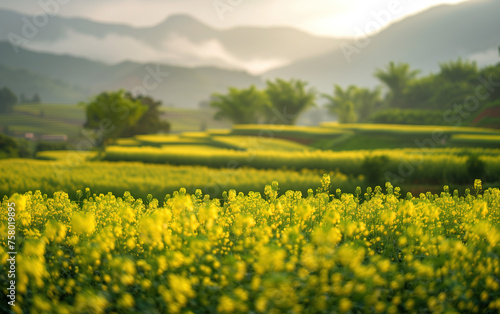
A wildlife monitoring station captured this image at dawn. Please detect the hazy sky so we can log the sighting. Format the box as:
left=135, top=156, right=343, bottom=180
left=0, top=0, right=470, bottom=37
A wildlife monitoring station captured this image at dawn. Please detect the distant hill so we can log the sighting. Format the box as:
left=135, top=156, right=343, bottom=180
left=0, top=42, right=263, bottom=106
left=0, top=65, right=89, bottom=104
left=0, top=9, right=341, bottom=74
left=264, top=0, right=500, bottom=93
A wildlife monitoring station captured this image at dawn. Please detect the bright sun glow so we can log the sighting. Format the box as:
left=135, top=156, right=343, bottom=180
left=0, top=0, right=471, bottom=37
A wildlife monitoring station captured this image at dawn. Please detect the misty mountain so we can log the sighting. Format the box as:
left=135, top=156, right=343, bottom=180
left=0, top=42, right=263, bottom=106
left=1, top=0, right=498, bottom=108
left=0, top=9, right=341, bottom=74
left=264, top=0, right=500, bottom=93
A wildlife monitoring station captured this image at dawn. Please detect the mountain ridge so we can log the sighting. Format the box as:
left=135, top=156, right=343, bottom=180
left=263, top=0, right=500, bottom=92
left=0, top=41, right=263, bottom=107
left=0, top=8, right=341, bottom=73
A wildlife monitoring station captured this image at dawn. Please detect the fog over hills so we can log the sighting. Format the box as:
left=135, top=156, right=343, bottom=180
left=0, top=0, right=498, bottom=106
left=0, top=42, right=263, bottom=107
left=0, top=9, right=341, bottom=74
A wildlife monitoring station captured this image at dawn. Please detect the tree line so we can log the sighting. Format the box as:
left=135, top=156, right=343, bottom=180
left=0, top=88, right=43, bottom=114
left=210, top=53, right=500, bottom=125
left=210, top=79, right=316, bottom=125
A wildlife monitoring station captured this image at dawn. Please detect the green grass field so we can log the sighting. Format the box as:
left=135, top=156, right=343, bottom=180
left=1, top=105, right=231, bottom=142
left=1, top=104, right=84, bottom=138
left=14, top=103, right=86, bottom=122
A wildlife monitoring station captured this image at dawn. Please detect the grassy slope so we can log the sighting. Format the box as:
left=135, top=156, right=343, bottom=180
left=0, top=104, right=84, bottom=138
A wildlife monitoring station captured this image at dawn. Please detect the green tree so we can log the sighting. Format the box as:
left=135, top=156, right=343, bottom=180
left=0, top=87, right=18, bottom=113
left=120, top=93, right=170, bottom=137
left=404, top=74, right=439, bottom=109
left=83, top=90, right=147, bottom=146
left=352, top=86, right=382, bottom=122
left=438, top=58, right=478, bottom=83
left=265, top=79, right=316, bottom=125
left=323, top=85, right=381, bottom=123
left=374, top=62, right=419, bottom=108
left=403, top=60, right=481, bottom=111
left=407, top=59, right=479, bottom=111
left=479, top=63, right=500, bottom=102
left=323, top=85, right=358, bottom=123
left=210, top=85, right=268, bottom=124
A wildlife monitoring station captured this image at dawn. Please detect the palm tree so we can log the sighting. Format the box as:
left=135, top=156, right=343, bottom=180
left=374, top=62, right=419, bottom=108
left=323, top=85, right=358, bottom=123
left=438, top=58, right=478, bottom=83
left=265, top=79, right=316, bottom=125
left=323, top=85, right=381, bottom=123
left=210, top=85, right=268, bottom=124
left=352, top=86, right=382, bottom=122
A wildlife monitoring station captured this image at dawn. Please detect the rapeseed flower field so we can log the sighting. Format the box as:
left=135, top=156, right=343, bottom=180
left=1, top=177, right=499, bottom=313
